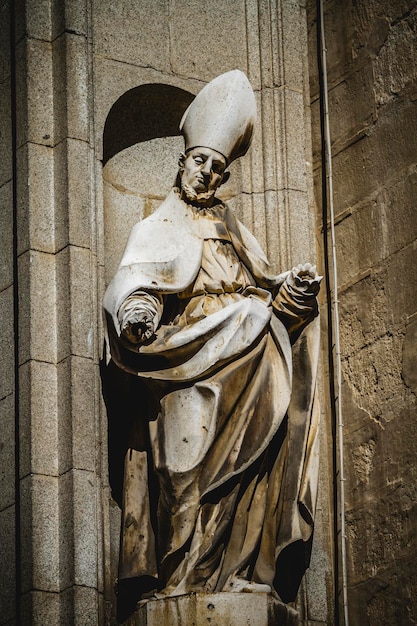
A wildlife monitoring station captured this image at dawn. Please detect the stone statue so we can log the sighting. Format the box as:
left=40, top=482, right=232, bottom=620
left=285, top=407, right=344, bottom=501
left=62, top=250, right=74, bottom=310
left=102, top=70, right=321, bottom=622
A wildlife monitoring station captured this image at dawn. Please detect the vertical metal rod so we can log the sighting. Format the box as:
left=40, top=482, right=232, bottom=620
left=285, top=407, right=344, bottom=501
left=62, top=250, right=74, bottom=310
left=10, top=0, right=21, bottom=621
left=317, top=1, right=349, bottom=624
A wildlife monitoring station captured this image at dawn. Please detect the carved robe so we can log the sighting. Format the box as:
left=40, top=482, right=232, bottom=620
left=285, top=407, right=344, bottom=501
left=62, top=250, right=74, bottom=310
left=102, top=189, right=320, bottom=616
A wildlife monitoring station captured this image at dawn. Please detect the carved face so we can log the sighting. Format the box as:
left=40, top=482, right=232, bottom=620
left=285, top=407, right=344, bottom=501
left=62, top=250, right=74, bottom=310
left=179, top=147, right=227, bottom=206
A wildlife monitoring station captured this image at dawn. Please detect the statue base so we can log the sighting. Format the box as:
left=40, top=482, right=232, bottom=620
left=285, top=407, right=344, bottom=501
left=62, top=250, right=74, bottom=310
left=122, top=592, right=299, bottom=625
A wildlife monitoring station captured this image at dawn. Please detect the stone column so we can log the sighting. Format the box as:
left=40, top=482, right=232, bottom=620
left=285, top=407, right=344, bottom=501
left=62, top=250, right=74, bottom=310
left=8, top=0, right=107, bottom=623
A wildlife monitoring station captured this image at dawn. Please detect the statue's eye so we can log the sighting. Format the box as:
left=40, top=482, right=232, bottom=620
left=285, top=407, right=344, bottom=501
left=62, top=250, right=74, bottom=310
left=194, top=156, right=204, bottom=165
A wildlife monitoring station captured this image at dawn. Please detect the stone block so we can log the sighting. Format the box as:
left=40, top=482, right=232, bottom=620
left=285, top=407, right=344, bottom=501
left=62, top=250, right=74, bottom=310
left=169, top=0, right=247, bottom=81
left=0, top=505, right=16, bottom=624
left=286, top=189, right=316, bottom=268
left=0, top=77, right=12, bottom=186
left=378, top=168, right=417, bottom=258
left=71, top=355, right=96, bottom=472
left=57, top=357, right=72, bottom=475
left=281, top=88, right=308, bottom=193
left=17, top=250, right=58, bottom=366
left=20, top=473, right=60, bottom=593
left=93, top=0, right=170, bottom=72
left=55, top=246, right=71, bottom=362
left=15, top=37, right=54, bottom=149
left=0, top=181, right=13, bottom=291
left=244, top=0, right=262, bottom=91
left=402, top=314, right=417, bottom=394
left=339, top=273, right=391, bottom=359
left=72, top=469, right=99, bottom=588
left=65, top=33, right=89, bottom=142
left=20, top=590, right=61, bottom=626
left=16, top=142, right=56, bottom=255
left=69, top=245, right=93, bottom=358
left=0, top=395, right=15, bottom=510
left=280, top=0, right=306, bottom=92
left=331, top=98, right=417, bottom=214
left=58, top=469, right=74, bottom=592
left=73, top=585, right=100, bottom=626
left=373, top=6, right=417, bottom=107
left=66, top=138, right=92, bottom=249
left=310, top=64, right=376, bottom=165
left=63, top=0, right=88, bottom=36
left=19, top=360, right=59, bottom=479
left=14, top=0, right=58, bottom=42
left=0, top=1, right=10, bottom=83
left=0, top=285, right=14, bottom=399
left=340, top=329, right=406, bottom=427
left=333, top=202, right=385, bottom=287
left=60, top=584, right=100, bottom=626
left=126, top=593, right=299, bottom=625
left=345, top=479, right=417, bottom=588
left=385, top=242, right=417, bottom=326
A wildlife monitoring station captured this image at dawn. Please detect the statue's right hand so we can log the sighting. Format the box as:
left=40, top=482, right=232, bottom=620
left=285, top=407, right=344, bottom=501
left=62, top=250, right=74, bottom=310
left=120, top=309, right=155, bottom=344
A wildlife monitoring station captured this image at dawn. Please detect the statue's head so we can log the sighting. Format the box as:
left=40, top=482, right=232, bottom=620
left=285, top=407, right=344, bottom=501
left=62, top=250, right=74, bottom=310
left=178, top=147, right=229, bottom=207
left=178, top=70, right=256, bottom=207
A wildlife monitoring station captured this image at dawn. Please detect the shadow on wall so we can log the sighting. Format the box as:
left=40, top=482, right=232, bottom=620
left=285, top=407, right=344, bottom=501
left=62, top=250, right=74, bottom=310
left=103, top=83, right=194, bottom=165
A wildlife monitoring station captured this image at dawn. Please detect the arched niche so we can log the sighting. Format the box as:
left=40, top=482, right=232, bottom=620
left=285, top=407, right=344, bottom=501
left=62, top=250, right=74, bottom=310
left=102, top=83, right=194, bottom=283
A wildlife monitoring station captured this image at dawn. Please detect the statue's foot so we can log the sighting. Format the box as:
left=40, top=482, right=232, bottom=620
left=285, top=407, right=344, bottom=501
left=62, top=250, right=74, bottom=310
left=226, top=577, right=272, bottom=593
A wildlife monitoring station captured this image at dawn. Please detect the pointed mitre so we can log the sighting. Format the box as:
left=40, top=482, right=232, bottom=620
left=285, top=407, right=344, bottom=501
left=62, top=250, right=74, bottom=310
left=179, top=70, right=257, bottom=165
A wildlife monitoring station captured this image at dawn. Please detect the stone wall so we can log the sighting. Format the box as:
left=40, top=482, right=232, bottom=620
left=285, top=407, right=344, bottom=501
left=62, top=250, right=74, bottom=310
left=308, top=1, right=417, bottom=623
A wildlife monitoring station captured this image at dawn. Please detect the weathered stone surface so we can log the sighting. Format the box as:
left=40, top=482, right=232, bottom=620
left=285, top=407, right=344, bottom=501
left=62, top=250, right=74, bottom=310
left=0, top=181, right=13, bottom=291
left=93, top=0, right=170, bottom=71
left=19, top=360, right=59, bottom=478
left=20, top=473, right=60, bottom=594
left=0, top=1, right=10, bottom=83
left=169, top=0, right=247, bottom=81
left=15, top=37, right=54, bottom=149
left=0, top=285, right=14, bottom=399
left=69, top=245, right=94, bottom=359
left=126, top=593, right=299, bottom=626
left=402, top=314, right=417, bottom=393
left=0, top=77, right=12, bottom=186
left=70, top=356, right=96, bottom=471
left=16, top=142, right=55, bottom=255
left=0, top=394, right=15, bottom=510
left=17, top=250, right=58, bottom=365
left=0, top=504, right=15, bottom=624
left=308, top=2, right=417, bottom=623
left=21, top=590, right=61, bottom=626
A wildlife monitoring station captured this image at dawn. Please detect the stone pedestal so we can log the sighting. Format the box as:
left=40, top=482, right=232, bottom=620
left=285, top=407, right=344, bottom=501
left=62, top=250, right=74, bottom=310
left=123, top=593, right=299, bottom=626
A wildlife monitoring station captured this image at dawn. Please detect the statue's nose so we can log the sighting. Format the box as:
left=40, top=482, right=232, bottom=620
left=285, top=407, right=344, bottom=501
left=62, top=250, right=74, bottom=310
left=201, top=158, right=213, bottom=176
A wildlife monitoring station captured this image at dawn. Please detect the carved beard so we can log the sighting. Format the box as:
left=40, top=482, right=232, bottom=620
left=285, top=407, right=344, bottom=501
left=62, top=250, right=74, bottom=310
left=180, top=181, right=216, bottom=205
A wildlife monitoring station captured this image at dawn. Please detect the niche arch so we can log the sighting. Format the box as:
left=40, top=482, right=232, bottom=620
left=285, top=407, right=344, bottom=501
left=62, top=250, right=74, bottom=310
left=103, top=83, right=194, bottom=165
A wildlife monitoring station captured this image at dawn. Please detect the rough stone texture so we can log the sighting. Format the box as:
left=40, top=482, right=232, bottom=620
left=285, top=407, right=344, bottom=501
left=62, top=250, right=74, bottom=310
left=93, top=0, right=170, bottom=72
left=308, top=0, right=417, bottom=624
left=126, top=593, right=299, bottom=626
left=0, top=285, right=14, bottom=399
left=169, top=0, right=248, bottom=81
left=0, top=504, right=16, bottom=623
